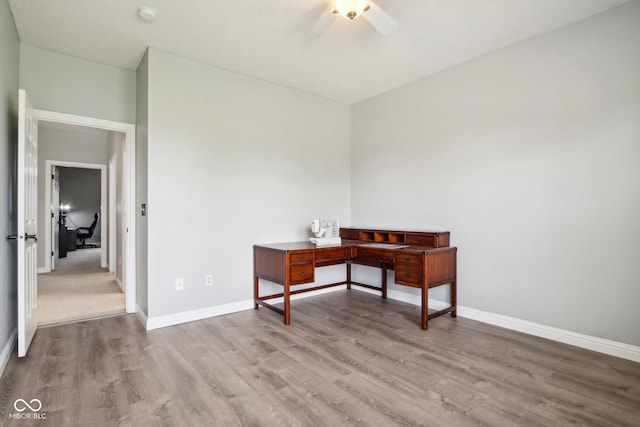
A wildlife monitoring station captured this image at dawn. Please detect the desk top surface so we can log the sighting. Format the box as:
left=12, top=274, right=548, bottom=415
left=254, top=241, right=320, bottom=251
left=255, top=228, right=454, bottom=253
left=254, top=240, right=451, bottom=253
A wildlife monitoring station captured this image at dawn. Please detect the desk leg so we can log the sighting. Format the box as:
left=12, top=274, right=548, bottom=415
left=254, top=276, right=259, bottom=309
left=421, top=285, right=428, bottom=330
left=284, top=280, right=291, bottom=325
left=451, top=280, right=457, bottom=318
left=381, top=267, right=388, bottom=299
left=346, top=261, right=351, bottom=290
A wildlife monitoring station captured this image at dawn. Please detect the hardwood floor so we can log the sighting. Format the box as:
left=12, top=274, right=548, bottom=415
left=1, top=290, right=639, bottom=426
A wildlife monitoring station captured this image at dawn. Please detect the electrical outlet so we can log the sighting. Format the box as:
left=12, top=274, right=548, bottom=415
left=205, top=274, right=213, bottom=287
left=175, top=278, right=184, bottom=291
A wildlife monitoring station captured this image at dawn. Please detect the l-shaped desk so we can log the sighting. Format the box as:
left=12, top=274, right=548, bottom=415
left=253, top=228, right=457, bottom=329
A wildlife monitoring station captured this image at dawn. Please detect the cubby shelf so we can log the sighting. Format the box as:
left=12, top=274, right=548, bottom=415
left=339, top=228, right=450, bottom=248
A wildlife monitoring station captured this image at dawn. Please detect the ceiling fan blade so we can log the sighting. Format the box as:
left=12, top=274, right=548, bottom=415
left=309, top=7, right=338, bottom=38
left=362, top=2, right=399, bottom=36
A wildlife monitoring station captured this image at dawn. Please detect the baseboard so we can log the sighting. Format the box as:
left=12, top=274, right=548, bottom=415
left=146, top=299, right=254, bottom=331
left=145, top=285, right=348, bottom=331
left=457, top=306, right=640, bottom=363
left=263, top=284, right=348, bottom=306
left=135, top=304, right=148, bottom=329
left=137, top=283, right=640, bottom=363
left=0, top=329, right=17, bottom=378
left=37, top=267, right=50, bottom=274
left=350, top=285, right=640, bottom=363
left=350, top=285, right=452, bottom=312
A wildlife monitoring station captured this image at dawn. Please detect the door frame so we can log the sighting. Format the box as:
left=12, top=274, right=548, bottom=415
left=51, top=166, right=60, bottom=270
left=45, top=160, right=107, bottom=269
left=108, top=154, right=117, bottom=276
left=33, top=109, right=136, bottom=313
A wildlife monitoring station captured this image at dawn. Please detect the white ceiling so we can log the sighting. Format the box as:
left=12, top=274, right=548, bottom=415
left=8, top=0, right=629, bottom=105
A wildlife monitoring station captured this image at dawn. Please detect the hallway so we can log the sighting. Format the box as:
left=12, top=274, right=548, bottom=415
left=37, top=248, right=125, bottom=325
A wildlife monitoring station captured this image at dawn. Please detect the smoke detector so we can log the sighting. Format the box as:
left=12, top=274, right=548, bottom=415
left=138, top=7, right=157, bottom=22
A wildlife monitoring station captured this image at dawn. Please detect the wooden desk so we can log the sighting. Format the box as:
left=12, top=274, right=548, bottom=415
left=58, top=225, right=78, bottom=258
left=59, top=224, right=68, bottom=258
left=67, top=228, right=77, bottom=251
left=253, top=228, right=457, bottom=329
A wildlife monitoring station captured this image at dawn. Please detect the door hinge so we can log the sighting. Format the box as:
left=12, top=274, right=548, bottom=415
left=51, top=212, right=54, bottom=218
left=51, top=251, right=54, bottom=256
left=52, top=174, right=54, bottom=179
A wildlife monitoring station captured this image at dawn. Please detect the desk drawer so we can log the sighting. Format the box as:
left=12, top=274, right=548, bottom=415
left=315, top=247, right=351, bottom=262
left=353, top=247, right=394, bottom=268
left=290, top=264, right=314, bottom=284
left=289, top=251, right=314, bottom=263
left=395, top=253, right=421, bottom=266
left=405, top=234, right=436, bottom=247
left=395, top=264, right=422, bottom=287
left=356, top=247, right=395, bottom=262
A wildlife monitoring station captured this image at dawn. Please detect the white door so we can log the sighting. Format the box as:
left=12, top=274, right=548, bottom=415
left=51, top=166, right=60, bottom=270
left=17, top=89, right=38, bottom=357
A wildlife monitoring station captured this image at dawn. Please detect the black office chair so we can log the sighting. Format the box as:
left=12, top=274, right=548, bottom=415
left=76, top=213, right=99, bottom=248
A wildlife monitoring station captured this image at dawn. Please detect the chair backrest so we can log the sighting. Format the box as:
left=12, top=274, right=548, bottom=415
left=89, top=213, right=99, bottom=232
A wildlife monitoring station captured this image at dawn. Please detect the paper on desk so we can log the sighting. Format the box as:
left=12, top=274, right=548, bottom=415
left=309, top=237, right=342, bottom=246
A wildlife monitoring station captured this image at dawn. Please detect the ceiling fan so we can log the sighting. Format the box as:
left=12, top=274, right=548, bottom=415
left=311, top=0, right=399, bottom=37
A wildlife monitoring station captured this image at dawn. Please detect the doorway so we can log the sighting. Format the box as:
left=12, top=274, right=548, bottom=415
left=45, top=162, right=108, bottom=271
left=32, top=110, right=136, bottom=321
left=39, top=161, right=120, bottom=325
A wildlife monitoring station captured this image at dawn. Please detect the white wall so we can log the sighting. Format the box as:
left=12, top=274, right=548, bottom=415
left=135, top=50, right=149, bottom=316
left=351, top=2, right=640, bottom=346
left=0, top=0, right=20, bottom=372
left=36, top=124, right=110, bottom=267
left=19, top=44, right=136, bottom=124
left=144, top=48, right=351, bottom=317
left=108, top=131, right=126, bottom=285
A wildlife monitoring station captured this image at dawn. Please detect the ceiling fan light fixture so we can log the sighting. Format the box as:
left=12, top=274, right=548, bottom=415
left=334, top=0, right=371, bottom=20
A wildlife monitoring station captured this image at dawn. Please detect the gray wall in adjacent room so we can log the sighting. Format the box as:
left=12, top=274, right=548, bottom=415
left=59, top=167, right=102, bottom=245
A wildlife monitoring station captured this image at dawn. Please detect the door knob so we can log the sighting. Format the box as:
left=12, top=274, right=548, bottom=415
left=6, top=234, right=17, bottom=240
left=25, top=234, right=38, bottom=241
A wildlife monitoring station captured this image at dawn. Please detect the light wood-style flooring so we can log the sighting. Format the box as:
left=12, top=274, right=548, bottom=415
left=1, top=290, right=639, bottom=426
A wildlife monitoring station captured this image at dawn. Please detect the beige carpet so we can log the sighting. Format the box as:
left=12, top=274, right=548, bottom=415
left=38, top=248, right=125, bottom=326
